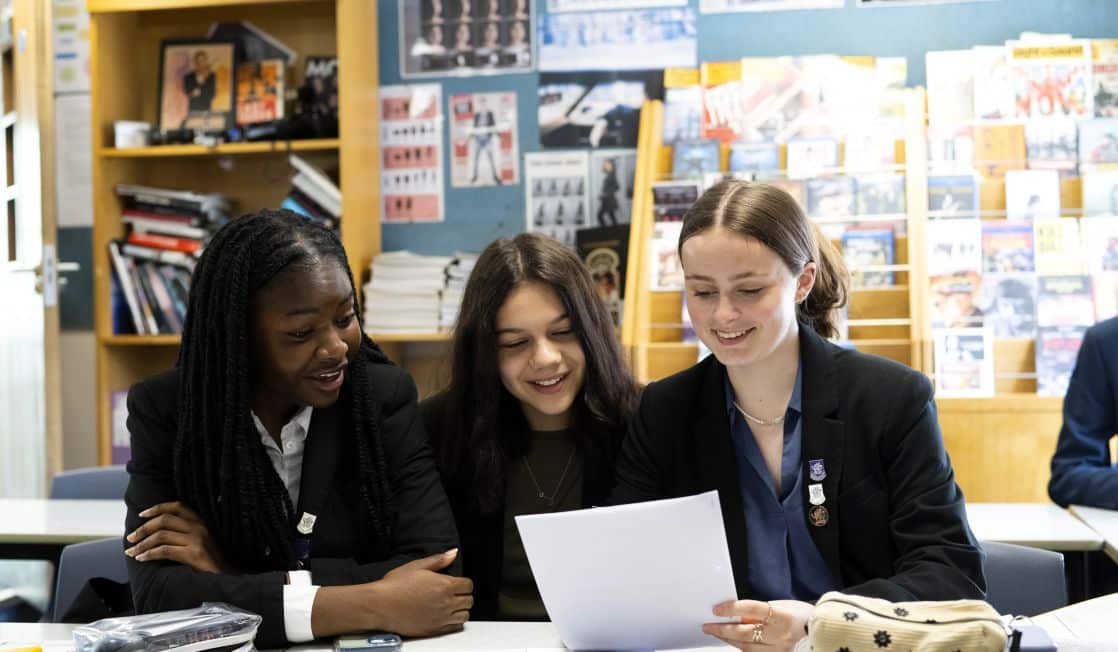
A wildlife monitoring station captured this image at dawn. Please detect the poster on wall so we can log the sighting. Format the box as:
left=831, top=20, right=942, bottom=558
left=549, top=0, right=685, bottom=10
left=53, top=0, right=91, bottom=94
left=700, top=0, right=842, bottom=13
left=525, top=151, right=590, bottom=248
left=399, top=0, right=532, bottom=78
left=538, top=8, right=696, bottom=72
left=588, top=149, right=637, bottom=226
left=449, top=91, right=519, bottom=188
left=538, top=70, right=664, bottom=148
left=380, top=84, right=445, bottom=223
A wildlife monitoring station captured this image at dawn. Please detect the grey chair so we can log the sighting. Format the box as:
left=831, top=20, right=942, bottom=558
left=50, top=465, right=129, bottom=500
left=51, top=537, right=129, bottom=622
left=981, top=540, right=1067, bottom=616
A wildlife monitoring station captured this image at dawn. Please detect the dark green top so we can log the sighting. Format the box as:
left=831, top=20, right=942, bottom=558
left=497, top=428, right=583, bottom=620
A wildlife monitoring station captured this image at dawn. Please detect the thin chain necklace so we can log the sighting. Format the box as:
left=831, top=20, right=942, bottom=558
left=733, top=401, right=786, bottom=427
left=523, top=449, right=577, bottom=507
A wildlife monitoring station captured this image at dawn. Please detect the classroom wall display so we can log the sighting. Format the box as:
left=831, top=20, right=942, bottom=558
left=538, top=8, right=696, bottom=72
left=399, top=0, right=532, bottom=78
left=53, top=0, right=91, bottom=94
left=380, top=84, right=445, bottom=223
left=449, top=91, right=519, bottom=187
left=548, top=0, right=686, bottom=10
left=538, top=70, right=664, bottom=148
left=525, top=151, right=591, bottom=247
left=700, top=0, right=842, bottom=12
left=589, top=149, right=637, bottom=227
left=158, top=41, right=235, bottom=133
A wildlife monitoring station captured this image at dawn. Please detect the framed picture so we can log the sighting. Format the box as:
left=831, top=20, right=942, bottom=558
left=159, top=40, right=235, bottom=133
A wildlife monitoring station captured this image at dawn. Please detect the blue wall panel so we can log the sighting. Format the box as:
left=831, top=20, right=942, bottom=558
left=378, top=0, right=1118, bottom=255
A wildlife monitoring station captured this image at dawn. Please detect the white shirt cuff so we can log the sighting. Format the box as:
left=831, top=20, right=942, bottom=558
left=283, top=576, right=320, bottom=643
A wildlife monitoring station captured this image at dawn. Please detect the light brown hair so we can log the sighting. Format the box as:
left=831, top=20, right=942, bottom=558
left=678, top=179, right=849, bottom=338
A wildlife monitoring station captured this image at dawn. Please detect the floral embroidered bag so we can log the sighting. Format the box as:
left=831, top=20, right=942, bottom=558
left=802, top=591, right=1008, bottom=652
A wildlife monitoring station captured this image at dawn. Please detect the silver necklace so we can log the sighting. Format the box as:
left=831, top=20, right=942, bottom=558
left=733, top=401, right=786, bottom=427
left=523, top=449, right=576, bottom=507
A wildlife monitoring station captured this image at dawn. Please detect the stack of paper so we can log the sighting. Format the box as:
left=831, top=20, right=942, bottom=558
left=363, top=251, right=451, bottom=334
left=440, top=253, right=478, bottom=331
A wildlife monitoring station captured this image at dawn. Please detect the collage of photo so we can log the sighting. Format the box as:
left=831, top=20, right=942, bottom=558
left=401, top=0, right=532, bottom=77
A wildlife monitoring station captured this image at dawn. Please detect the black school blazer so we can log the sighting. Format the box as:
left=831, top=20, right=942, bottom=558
left=611, top=326, right=986, bottom=602
left=123, top=360, right=460, bottom=648
left=419, top=393, right=622, bottom=620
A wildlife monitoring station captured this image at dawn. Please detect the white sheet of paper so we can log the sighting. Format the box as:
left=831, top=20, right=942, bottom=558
left=516, top=491, right=737, bottom=651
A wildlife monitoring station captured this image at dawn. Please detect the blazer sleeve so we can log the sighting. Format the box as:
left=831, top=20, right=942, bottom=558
left=1048, top=327, right=1118, bottom=509
left=306, top=368, right=462, bottom=586
left=609, top=384, right=669, bottom=505
left=844, top=376, right=986, bottom=602
left=124, top=378, right=290, bottom=649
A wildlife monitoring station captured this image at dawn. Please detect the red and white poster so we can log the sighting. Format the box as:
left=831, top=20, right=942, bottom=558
left=380, top=83, right=444, bottom=223
left=449, top=91, right=518, bottom=188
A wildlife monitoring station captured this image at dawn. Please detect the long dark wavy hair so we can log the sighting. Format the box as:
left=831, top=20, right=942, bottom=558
left=428, top=233, right=640, bottom=514
left=174, top=209, right=394, bottom=571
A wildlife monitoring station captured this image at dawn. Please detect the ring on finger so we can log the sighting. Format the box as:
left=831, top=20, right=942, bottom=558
left=751, top=625, right=764, bottom=644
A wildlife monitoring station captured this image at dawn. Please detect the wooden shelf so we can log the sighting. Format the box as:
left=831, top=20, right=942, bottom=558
left=936, top=395, right=1064, bottom=412
left=98, top=139, right=339, bottom=159
left=88, top=0, right=320, bottom=13
left=101, top=334, right=181, bottom=346
left=369, top=332, right=452, bottom=343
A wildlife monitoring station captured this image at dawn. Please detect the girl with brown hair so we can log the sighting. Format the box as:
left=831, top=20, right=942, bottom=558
left=421, top=232, right=640, bottom=622
left=611, top=180, right=985, bottom=651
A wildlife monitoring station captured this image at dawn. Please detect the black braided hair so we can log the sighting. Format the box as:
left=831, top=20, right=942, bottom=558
left=174, top=208, right=394, bottom=571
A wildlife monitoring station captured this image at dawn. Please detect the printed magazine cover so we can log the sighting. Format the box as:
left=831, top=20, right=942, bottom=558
left=934, top=328, right=994, bottom=398
left=927, top=174, right=979, bottom=217
left=842, top=228, right=894, bottom=288
left=663, top=84, right=703, bottom=145
left=805, top=176, right=856, bottom=219
left=980, top=272, right=1038, bottom=338
left=672, top=140, right=721, bottom=180
left=234, top=59, right=284, bottom=126
left=786, top=137, right=839, bottom=180
left=576, top=225, right=630, bottom=328
left=973, top=44, right=1014, bottom=121
left=1008, top=40, right=1093, bottom=119
left=1082, top=169, right=1118, bottom=217
left=1078, top=118, right=1118, bottom=166
left=1081, top=216, right=1118, bottom=274
left=1024, top=120, right=1078, bottom=175
left=1005, top=169, right=1060, bottom=220
left=1037, top=274, right=1094, bottom=327
left=925, top=49, right=974, bottom=126
left=1036, top=325, right=1087, bottom=396
left=930, top=271, right=984, bottom=329
left=449, top=91, right=519, bottom=187
left=855, top=173, right=905, bottom=216
left=1093, top=39, right=1118, bottom=118
left=1034, top=218, right=1083, bottom=275
left=973, top=123, right=1026, bottom=178
left=927, top=217, right=981, bottom=276
left=982, top=220, right=1035, bottom=272
left=728, top=142, right=780, bottom=175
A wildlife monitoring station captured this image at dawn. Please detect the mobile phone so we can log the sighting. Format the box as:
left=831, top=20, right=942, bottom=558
left=334, top=634, right=402, bottom=652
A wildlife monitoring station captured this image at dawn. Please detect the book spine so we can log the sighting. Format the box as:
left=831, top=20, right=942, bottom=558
left=126, top=256, right=161, bottom=335
left=127, top=231, right=203, bottom=255
left=156, top=264, right=189, bottom=324
left=121, top=243, right=196, bottom=271
left=108, top=241, right=146, bottom=335
left=292, top=172, right=342, bottom=217
left=144, top=262, right=183, bottom=333
left=121, top=208, right=200, bottom=225
left=123, top=216, right=208, bottom=240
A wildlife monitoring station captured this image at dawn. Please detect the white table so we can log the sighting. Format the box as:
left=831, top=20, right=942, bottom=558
left=1030, top=592, right=1118, bottom=650
left=965, top=502, right=1104, bottom=551
left=0, top=499, right=125, bottom=562
left=1069, top=504, right=1118, bottom=565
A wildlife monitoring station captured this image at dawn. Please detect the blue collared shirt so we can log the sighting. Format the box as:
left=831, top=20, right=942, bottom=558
left=724, top=364, right=838, bottom=601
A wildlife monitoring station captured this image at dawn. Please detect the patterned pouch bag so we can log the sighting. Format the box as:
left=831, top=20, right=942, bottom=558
left=803, top=591, right=1008, bottom=652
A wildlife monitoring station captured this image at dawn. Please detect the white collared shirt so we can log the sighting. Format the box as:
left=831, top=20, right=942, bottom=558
left=251, top=405, right=318, bottom=643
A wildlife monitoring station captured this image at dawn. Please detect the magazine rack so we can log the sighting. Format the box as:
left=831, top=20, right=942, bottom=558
left=625, top=88, right=1068, bottom=502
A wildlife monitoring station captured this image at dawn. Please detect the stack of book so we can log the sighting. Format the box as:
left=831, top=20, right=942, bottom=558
left=440, top=253, right=478, bottom=331
left=281, top=153, right=342, bottom=231
left=363, top=251, right=453, bottom=334
left=108, top=185, right=233, bottom=335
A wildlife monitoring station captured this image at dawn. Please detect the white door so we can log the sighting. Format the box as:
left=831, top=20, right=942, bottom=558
left=0, top=0, right=62, bottom=499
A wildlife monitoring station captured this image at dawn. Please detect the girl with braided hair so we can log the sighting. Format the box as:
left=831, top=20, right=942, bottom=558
left=122, top=209, right=469, bottom=647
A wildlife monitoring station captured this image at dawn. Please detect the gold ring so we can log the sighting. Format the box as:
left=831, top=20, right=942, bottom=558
left=764, top=601, right=774, bottom=625
left=751, top=625, right=764, bottom=644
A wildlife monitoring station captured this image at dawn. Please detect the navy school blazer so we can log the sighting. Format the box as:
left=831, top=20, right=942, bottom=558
left=610, top=326, right=987, bottom=602
left=123, top=360, right=460, bottom=648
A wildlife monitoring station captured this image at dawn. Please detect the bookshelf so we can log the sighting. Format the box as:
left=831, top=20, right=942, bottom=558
left=88, top=0, right=391, bottom=463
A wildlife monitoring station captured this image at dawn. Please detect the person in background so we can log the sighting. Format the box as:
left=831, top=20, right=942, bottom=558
left=611, top=180, right=985, bottom=651
left=1049, top=315, right=1118, bottom=510
left=123, top=210, right=469, bottom=648
left=422, top=233, right=640, bottom=621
